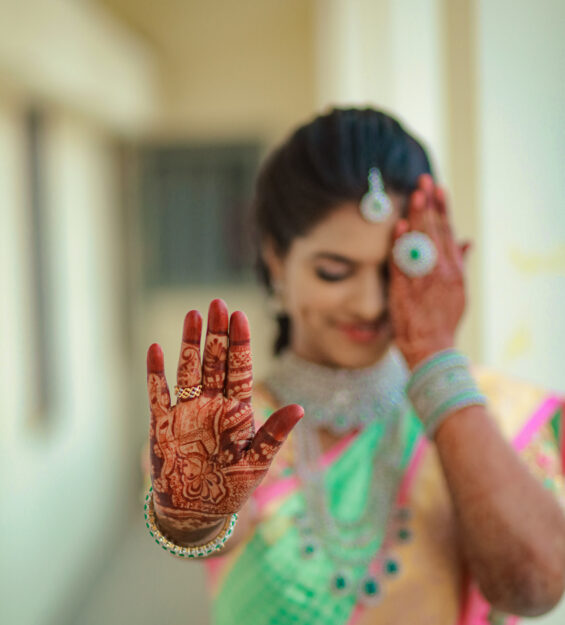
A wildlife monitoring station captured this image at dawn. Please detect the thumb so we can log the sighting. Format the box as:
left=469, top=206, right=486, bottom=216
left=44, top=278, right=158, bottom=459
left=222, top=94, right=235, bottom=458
left=248, top=404, right=303, bottom=461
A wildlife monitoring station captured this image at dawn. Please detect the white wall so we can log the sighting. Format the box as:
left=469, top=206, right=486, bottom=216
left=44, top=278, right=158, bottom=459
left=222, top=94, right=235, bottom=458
left=314, top=0, right=448, bottom=172
left=0, top=2, right=157, bottom=623
left=477, top=0, right=565, bottom=394
left=0, top=100, right=125, bottom=625
left=475, top=1, right=565, bottom=616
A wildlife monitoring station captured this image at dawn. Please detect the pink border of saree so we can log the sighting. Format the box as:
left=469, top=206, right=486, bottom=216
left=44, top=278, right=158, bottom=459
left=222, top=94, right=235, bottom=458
left=456, top=395, right=564, bottom=625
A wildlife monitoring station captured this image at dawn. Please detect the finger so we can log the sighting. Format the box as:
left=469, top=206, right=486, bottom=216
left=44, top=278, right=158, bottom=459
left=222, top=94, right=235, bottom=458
left=202, top=299, right=229, bottom=394
left=176, top=310, right=203, bottom=398
left=405, top=188, right=427, bottom=232
left=226, top=311, right=253, bottom=404
left=247, top=404, right=303, bottom=467
left=147, top=343, right=171, bottom=419
left=393, top=217, right=410, bottom=238
left=389, top=218, right=411, bottom=281
left=433, top=186, right=459, bottom=263
left=433, top=184, right=448, bottom=216
left=147, top=344, right=173, bottom=486
left=461, top=240, right=472, bottom=258
left=417, top=175, right=442, bottom=242
left=418, top=173, right=435, bottom=198
left=218, top=399, right=255, bottom=461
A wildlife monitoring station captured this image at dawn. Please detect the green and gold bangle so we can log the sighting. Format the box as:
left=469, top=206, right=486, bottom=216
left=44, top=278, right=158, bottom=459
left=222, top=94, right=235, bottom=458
left=144, top=486, right=237, bottom=559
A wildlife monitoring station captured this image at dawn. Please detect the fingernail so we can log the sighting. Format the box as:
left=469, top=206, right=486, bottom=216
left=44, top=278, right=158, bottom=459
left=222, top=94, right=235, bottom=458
left=229, top=311, right=250, bottom=343
left=269, top=404, right=304, bottom=441
left=183, top=310, right=202, bottom=343
left=147, top=343, right=164, bottom=373
left=208, top=299, right=229, bottom=334
left=396, top=219, right=408, bottom=235
left=413, top=190, right=425, bottom=210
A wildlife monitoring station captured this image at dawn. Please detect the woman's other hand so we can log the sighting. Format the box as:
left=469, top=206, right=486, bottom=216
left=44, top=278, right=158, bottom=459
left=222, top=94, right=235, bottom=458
left=146, top=299, right=303, bottom=544
left=389, top=174, right=469, bottom=370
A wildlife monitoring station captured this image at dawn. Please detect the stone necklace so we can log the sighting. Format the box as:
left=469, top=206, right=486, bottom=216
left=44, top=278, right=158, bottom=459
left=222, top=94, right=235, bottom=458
left=265, top=348, right=414, bottom=605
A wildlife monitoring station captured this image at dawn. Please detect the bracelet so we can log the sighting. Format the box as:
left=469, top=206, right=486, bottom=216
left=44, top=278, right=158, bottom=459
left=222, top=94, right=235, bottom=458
left=406, top=349, right=487, bottom=438
left=144, top=486, right=238, bottom=558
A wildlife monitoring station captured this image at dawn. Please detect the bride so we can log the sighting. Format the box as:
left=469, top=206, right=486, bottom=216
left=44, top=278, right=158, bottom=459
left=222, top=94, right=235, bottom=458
left=144, top=108, right=565, bottom=625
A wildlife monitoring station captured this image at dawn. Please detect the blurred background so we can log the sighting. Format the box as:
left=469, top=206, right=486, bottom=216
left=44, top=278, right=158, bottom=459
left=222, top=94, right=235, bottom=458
left=1, top=0, right=564, bottom=624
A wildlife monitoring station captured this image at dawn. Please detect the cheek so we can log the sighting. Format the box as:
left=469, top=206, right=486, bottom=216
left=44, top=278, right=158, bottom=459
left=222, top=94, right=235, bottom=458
left=287, top=276, right=350, bottom=324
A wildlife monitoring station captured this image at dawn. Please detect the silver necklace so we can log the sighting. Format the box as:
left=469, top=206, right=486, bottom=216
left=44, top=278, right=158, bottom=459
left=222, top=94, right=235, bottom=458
left=265, top=348, right=414, bottom=604
left=267, top=348, right=408, bottom=434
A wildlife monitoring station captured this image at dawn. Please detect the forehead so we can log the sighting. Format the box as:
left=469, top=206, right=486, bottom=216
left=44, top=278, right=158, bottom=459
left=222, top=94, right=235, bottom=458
left=292, top=200, right=401, bottom=262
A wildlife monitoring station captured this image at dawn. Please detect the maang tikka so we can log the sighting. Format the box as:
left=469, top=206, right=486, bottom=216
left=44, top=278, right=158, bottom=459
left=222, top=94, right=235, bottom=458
left=360, top=167, right=392, bottom=223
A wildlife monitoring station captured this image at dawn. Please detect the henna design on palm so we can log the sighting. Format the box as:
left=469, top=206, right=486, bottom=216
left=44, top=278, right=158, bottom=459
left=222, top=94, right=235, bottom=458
left=147, top=299, right=303, bottom=534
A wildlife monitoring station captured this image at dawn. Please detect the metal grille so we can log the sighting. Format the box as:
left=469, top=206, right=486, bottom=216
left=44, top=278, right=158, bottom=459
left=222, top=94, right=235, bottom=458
left=140, top=143, right=260, bottom=287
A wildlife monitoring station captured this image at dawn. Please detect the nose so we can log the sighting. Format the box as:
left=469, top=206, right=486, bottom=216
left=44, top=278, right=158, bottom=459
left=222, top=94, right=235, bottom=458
left=348, top=269, right=386, bottom=321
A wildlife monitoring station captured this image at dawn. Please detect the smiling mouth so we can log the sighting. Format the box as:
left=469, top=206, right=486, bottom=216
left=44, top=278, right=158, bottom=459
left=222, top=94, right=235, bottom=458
left=337, top=317, right=390, bottom=343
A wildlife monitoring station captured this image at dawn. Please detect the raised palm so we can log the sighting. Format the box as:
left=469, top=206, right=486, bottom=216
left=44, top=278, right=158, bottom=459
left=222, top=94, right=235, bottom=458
left=147, top=299, right=302, bottom=537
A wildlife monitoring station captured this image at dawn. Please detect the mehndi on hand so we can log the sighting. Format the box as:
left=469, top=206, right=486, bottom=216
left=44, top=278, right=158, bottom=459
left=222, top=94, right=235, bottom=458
left=146, top=299, right=303, bottom=542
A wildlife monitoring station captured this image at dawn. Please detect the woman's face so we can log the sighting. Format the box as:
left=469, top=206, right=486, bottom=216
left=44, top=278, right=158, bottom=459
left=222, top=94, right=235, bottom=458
left=266, top=196, right=404, bottom=369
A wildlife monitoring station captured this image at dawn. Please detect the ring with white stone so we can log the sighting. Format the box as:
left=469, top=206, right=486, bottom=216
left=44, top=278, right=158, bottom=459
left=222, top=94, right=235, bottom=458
left=392, top=231, right=438, bottom=278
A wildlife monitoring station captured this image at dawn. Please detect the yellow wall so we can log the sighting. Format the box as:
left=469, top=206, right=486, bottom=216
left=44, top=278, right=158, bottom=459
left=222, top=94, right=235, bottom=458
left=99, top=0, right=317, bottom=144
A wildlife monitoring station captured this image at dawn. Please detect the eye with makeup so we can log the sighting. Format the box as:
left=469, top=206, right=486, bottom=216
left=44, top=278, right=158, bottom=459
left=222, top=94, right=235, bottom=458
left=315, top=268, right=351, bottom=282
left=313, top=259, right=354, bottom=283
left=312, top=253, right=354, bottom=283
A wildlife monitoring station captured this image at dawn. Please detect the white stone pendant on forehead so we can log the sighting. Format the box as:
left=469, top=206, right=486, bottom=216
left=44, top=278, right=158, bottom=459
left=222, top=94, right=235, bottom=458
left=360, top=167, right=393, bottom=223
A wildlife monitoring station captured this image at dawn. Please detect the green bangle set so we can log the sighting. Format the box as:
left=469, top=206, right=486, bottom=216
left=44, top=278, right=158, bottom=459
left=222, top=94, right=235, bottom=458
left=144, top=486, right=238, bottom=559
left=406, top=349, right=487, bottom=438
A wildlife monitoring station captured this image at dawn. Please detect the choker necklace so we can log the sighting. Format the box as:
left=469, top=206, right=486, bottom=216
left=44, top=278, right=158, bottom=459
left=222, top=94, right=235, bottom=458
left=266, top=348, right=408, bottom=434
left=265, top=348, right=414, bottom=604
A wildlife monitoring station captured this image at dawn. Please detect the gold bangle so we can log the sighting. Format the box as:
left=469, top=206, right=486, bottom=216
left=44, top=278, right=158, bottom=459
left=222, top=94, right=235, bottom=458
left=144, top=487, right=237, bottom=559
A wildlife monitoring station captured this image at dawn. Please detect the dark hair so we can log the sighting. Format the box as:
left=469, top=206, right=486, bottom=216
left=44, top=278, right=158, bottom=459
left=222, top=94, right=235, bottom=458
left=253, top=107, right=433, bottom=354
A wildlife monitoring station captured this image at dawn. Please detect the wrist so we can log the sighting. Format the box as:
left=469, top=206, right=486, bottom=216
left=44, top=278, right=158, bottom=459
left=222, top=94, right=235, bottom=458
left=152, top=495, right=230, bottom=546
left=145, top=487, right=238, bottom=558
left=155, top=512, right=226, bottom=547
left=400, top=339, right=455, bottom=371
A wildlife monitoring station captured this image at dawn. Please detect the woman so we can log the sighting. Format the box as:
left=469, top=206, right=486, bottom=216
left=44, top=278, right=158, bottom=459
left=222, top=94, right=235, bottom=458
left=145, top=108, right=565, bottom=624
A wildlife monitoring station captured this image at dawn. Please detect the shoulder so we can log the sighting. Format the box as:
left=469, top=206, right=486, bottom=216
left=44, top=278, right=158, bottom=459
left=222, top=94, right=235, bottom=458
left=471, top=364, right=561, bottom=439
left=472, top=364, right=565, bottom=506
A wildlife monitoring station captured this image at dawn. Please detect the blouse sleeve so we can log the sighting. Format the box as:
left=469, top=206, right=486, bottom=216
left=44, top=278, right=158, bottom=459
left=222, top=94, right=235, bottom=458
left=520, top=403, right=565, bottom=509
